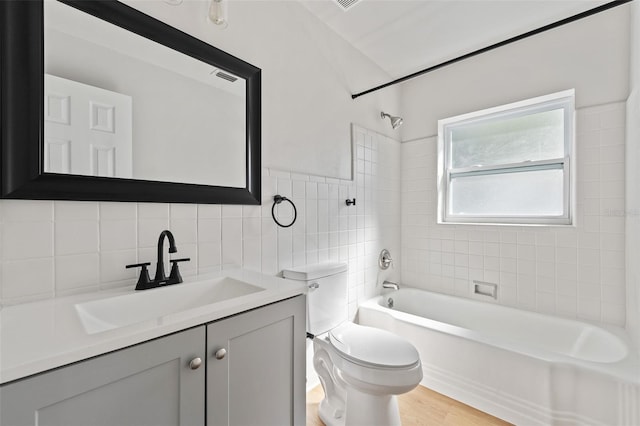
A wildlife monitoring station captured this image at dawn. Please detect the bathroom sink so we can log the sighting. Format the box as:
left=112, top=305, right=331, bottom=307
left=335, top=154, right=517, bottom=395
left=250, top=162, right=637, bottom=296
left=74, top=277, right=264, bottom=334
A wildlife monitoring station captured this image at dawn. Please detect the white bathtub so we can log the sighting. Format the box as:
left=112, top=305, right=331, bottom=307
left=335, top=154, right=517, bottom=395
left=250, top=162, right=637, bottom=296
left=358, top=288, right=640, bottom=426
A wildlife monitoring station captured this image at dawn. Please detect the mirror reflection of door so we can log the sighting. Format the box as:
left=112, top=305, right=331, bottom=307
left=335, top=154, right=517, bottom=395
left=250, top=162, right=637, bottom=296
left=43, top=0, right=248, bottom=188
left=44, top=74, right=133, bottom=178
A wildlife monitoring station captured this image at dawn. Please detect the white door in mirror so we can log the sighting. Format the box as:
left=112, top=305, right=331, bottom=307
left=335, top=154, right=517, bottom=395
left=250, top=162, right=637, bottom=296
left=44, top=74, right=132, bottom=178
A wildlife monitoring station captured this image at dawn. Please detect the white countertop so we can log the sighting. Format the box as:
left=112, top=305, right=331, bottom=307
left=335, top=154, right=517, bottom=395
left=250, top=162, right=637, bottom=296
left=0, top=269, right=306, bottom=385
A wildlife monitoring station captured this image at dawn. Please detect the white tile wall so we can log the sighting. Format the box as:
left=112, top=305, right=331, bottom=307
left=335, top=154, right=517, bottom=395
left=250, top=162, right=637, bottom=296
left=401, top=103, right=627, bottom=327
left=0, top=125, right=401, bottom=316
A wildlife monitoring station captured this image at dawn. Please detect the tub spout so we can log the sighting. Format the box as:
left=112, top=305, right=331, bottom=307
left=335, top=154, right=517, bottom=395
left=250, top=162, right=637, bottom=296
left=382, top=281, right=400, bottom=291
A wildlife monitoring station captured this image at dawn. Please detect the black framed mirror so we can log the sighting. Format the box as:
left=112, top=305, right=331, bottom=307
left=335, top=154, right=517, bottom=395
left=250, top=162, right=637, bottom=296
left=0, top=0, right=261, bottom=204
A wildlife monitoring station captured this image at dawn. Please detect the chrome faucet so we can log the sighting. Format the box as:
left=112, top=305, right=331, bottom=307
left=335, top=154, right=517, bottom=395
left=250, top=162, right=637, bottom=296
left=382, top=281, right=400, bottom=291
left=126, top=230, right=190, bottom=290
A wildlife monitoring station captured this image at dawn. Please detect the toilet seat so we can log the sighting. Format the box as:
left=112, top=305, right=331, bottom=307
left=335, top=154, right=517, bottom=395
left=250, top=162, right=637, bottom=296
left=329, top=323, right=420, bottom=369
left=315, top=329, right=423, bottom=398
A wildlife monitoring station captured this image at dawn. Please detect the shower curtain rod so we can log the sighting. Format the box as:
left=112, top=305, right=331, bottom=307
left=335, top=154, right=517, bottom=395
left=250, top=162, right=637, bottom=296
left=351, top=0, right=632, bottom=100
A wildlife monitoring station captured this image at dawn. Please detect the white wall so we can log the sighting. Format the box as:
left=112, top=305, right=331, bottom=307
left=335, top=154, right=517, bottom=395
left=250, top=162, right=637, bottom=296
left=399, top=4, right=630, bottom=142
left=399, top=5, right=630, bottom=327
left=402, top=104, right=626, bottom=326
left=4, top=0, right=632, bottom=332
left=626, top=0, right=640, bottom=346
left=0, top=1, right=403, bottom=307
left=0, top=130, right=401, bottom=312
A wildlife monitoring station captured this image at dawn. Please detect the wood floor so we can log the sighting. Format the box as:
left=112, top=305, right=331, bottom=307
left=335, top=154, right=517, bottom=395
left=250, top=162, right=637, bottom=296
left=306, top=385, right=513, bottom=426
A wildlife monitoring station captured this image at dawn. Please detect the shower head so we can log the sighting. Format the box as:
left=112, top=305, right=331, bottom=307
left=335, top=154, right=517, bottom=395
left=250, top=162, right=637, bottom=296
left=381, top=111, right=403, bottom=129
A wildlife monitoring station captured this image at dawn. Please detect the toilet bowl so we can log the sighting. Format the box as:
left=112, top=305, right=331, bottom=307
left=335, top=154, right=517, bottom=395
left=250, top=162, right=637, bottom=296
left=282, top=263, right=422, bottom=426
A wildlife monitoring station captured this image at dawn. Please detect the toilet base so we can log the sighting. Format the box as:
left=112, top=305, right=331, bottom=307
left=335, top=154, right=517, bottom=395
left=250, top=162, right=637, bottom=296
left=318, top=388, right=401, bottom=426
left=312, top=332, right=420, bottom=426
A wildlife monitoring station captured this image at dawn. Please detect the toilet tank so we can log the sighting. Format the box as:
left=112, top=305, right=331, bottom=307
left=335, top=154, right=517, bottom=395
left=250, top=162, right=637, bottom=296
left=282, top=263, right=348, bottom=335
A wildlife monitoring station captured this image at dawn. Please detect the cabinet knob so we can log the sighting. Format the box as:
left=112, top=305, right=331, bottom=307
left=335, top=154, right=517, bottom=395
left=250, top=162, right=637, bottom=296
left=189, top=357, right=202, bottom=370
left=215, top=348, right=227, bottom=360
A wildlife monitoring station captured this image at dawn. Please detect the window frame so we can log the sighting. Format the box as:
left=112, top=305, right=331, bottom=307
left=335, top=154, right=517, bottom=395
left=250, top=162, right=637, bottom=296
left=437, top=89, right=575, bottom=226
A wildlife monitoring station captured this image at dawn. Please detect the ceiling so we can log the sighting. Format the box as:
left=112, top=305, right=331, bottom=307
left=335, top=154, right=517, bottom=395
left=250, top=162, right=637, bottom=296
left=300, top=0, right=610, bottom=80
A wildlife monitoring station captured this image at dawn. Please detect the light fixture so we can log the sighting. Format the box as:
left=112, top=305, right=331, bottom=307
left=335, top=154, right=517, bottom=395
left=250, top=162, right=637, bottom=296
left=209, top=0, right=228, bottom=28
left=381, top=111, right=403, bottom=129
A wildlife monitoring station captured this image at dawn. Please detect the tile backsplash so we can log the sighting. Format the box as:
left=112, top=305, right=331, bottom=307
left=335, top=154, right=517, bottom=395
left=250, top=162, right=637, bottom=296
left=401, top=102, right=627, bottom=327
left=3, top=104, right=626, bottom=329
left=0, top=125, right=401, bottom=319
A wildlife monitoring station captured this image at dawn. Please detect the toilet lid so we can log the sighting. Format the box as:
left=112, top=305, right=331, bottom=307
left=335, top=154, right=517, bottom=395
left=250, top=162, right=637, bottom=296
left=329, top=323, right=420, bottom=368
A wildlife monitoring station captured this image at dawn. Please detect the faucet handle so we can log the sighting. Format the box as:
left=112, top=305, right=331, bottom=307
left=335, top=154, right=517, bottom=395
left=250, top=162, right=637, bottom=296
left=169, top=258, right=190, bottom=284
left=126, top=262, right=151, bottom=269
left=126, top=262, right=152, bottom=290
left=378, top=249, right=393, bottom=270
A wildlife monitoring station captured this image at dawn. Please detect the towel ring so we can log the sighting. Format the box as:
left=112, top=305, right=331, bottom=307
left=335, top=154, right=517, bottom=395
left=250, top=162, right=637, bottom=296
left=272, top=195, right=297, bottom=228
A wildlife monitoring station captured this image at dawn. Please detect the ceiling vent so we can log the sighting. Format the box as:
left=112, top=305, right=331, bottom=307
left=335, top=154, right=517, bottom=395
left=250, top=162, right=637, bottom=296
left=333, top=0, right=360, bottom=11
left=215, top=71, right=238, bottom=82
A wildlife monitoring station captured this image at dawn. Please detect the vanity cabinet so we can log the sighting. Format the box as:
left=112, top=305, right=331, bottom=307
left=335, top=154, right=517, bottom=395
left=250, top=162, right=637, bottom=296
left=0, top=326, right=206, bottom=426
left=0, top=295, right=306, bottom=426
left=207, top=295, right=306, bottom=426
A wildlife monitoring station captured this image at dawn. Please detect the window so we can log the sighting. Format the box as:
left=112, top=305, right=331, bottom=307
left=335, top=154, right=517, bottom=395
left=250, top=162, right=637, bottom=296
left=437, top=89, right=574, bottom=225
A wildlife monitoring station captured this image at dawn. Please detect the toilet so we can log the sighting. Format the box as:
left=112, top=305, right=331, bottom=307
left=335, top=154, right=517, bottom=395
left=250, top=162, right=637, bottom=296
left=283, top=263, right=422, bottom=426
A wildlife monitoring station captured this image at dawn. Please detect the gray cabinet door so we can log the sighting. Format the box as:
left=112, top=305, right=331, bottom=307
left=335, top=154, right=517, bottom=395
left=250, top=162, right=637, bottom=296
left=206, top=295, right=306, bottom=426
left=0, top=326, right=205, bottom=426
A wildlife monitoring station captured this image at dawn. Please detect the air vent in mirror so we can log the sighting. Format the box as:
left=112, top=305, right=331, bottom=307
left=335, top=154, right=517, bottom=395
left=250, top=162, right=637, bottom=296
left=333, top=0, right=360, bottom=11
left=215, top=71, right=238, bottom=82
